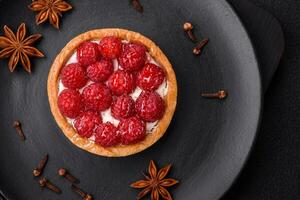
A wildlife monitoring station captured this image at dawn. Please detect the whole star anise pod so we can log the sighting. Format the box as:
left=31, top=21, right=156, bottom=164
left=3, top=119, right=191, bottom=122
left=0, top=23, right=44, bottom=73
left=28, top=0, right=72, bottom=29
left=131, top=160, right=179, bottom=200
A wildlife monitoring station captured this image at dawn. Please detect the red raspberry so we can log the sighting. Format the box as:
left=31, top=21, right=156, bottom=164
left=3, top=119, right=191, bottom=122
left=60, top=63, right=88, bottom=89
left=74, top=111, right=102, bottom=138
left=108, top=70, right=136, bottom=95
left=111, top=95, right=135, bottom=120
left=118, top=43, right=147, bottom=71
left=86, top=59, right=113, bottom=82
left=82, top=83, right=112, bottom=111
left=77, top=42, right=100, bottom=66
left=94, top=122, right=120, bottom=147
left=98, top=36, right=122, bottom=59
left=135, top=91, right=165, bottom=122
left=137, top=63, right=165, bottom=91
left=118, top=116, right=146, bottom=145
left=58, top=89, right=83, bottom=118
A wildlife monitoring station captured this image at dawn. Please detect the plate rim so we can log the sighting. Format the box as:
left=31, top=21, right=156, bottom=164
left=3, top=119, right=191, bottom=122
left=211, top=0, right=263, bottom=199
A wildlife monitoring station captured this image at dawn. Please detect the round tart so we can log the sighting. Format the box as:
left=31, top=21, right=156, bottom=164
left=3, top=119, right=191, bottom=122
left=48, top=28, right=177, bottom=157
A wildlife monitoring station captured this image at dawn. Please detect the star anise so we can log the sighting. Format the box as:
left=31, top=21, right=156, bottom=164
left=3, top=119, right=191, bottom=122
left=131, top=160, right=179, bottom=200
left=28, top=0, right=72, bottom=29
left=0, top=23, right=44, bottom=73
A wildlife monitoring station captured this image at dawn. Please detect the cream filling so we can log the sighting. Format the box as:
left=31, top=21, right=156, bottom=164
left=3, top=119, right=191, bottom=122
left=58, top=40, right=168, bottom=140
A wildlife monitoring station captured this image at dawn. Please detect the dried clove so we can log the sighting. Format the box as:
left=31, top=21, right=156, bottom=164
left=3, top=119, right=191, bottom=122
left=201, top=90, right=228, bottom=100
left=193, top=38, right=209, bottom=55
left=39, top=177, right=61, bottom=194
left=131, top=0, right=143, bottom=13
left=58, top=168, right=79, bottom=183
left=183, top=22, right=197, bottom=42
left=13, top=120, right=25, bottom=140
left=33, top=154, right=49, bottom=177
left=71, top=184, right=93, bottom=200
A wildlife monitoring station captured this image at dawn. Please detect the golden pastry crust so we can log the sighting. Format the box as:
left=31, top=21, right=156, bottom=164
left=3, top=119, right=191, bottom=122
left=48, top=28, right=177, bottom=157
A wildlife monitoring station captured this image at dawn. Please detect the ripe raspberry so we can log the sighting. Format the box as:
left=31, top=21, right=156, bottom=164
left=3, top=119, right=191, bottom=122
left=77, top=41, right=100, bottom=66
left=58, top=89, right=83, bottom=118
left=135, top=91, right=165, bottom=122
left=82, top=83, right=112, bottom=111
left=60, top=63, right=88, bottom=89
left=118, top=116, right=146, bottom=145
left=98, top=36, right=122, bottom=59
left=74, top=111, right=102, bottom=138
left=137, top=63, right=165, bottom=91
left=108, top=70, right=136, bottom=95
left=118, top=43, right=147, bottom=71
left=86, top=59, right=113, bottom=82
left=94, top=122, right=120, bottom=147
left=111, top=95, right=135, bottom=120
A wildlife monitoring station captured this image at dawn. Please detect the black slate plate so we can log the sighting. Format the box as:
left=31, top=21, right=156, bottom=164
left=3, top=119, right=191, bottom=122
left=0, top=0, right=261, bottom=199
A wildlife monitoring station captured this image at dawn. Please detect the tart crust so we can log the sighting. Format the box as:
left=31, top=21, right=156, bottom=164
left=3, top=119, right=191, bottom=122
left=48, top=28, right=177, bottom=157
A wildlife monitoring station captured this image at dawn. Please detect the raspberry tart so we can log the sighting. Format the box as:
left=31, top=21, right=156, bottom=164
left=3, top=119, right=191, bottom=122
left=48, top=29, right=177, bottom=157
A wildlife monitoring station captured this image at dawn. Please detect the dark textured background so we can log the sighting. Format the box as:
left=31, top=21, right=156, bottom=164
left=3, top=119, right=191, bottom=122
left=223, top=0, right=300, bottom=199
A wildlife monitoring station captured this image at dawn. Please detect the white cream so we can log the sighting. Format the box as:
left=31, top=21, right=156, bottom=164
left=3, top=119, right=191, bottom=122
left=58, top=40, right=168, bottom=135
left=101, top=108, right=120, bottom=127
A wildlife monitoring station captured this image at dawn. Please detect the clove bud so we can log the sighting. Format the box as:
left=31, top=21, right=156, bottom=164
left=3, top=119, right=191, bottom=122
left=193, top=38, right=209, bottom=55
left=71, top=184, right=93, bottom=200
left=13, top=120, right=25, bottom=140
left=58, top=168, right=79, bottom=183
left=201, top=90, right=228, bottom=100
left=39, top=177, right=61, bottom=194
left=33, top=154, right=49, bottom=177
left=131, top=0, right=143, bottom=13
left=183, top=22, right=197, bottom=42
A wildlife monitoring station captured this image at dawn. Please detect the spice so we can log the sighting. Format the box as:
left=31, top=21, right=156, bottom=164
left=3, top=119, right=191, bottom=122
left=58, top=168, right=79, bottom=183
left=130, top=160, right=179, bottom=200
left=39, top=177, right=61, bottom=194
left=12, top=120, right=26, bottom=140
left=0, top=23, right=44, bottom=73
left=131, top=0, right=143, bottom=13
left=201, top=90, right=227, bottom=100
left=28, top=0, right=72, bottom=29
left=183, top=22, right=197, bottom=42
left=33, top=154, right=49, bottom=177
left=71, top=184, right=93, bottom=200
left=193, top=38, right=209, bottom=55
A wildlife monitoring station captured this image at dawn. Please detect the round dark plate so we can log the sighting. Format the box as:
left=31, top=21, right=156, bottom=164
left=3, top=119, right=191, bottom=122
left=0, top=0, right=261, bottom=199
